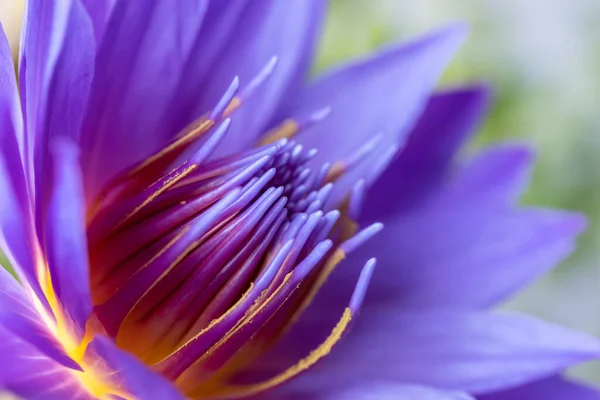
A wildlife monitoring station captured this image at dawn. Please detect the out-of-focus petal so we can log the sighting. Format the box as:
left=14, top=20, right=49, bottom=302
left=0, top=266, right=79, bottom=371
left=478, top=376, right=600, bottom=400
left=81, top=0, right=116, bottom=41
left=364, top=86, right=491, bottom=216
left=0, top=24, right=41, bottom=295
left=44, top=139, right=91, bottom=338
left=19, top=0, right=72, bottom=187
left=0, top=328, right=92, bottom=400
left=36, top=0, right=95, bottom=220
left=283, top=308, right=600, bottom=395
left=165, top=0, right=327, bottom=157
left=88, top=336, right=184, bottom=400
left=354, top=145, right=584, bottom=308
left=274, top=24, right=467, bottom=203
left=275, top=382, right=474, bottom=400
left=80, top=0, right=208, bottom=198
left=20, top=0, right=95, bottom=231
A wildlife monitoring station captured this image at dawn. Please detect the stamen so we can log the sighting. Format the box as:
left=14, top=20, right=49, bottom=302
left=259, top=106, right=332, bottom=146
left=87, top=86, right=384, bottom=398
left=326, top=133, right=385, bottom=182
left=209, top=78, right=241, bottom=120
left=223, top=57, right=278, bottom=117
left=190, top=258, right=376, bottom=399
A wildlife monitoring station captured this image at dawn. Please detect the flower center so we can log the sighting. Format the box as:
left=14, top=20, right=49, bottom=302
left=83, top=72, right=380, bottom=398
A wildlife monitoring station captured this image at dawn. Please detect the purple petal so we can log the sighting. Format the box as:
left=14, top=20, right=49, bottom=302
left=34, top=0, right=95, bottom=225
left=0, top=23, right=43, bottom=297
left=275, top=24, right=467, bottom=204
left=0, top=266, right=79, bottom=371
left=478, top=376, right=600, bottom=400
left=441, top=144, right=535, bottom=207
left=80, top=0, right=209, bottom=198
left=165, top=0, right=327, bottom=157
left=275, top=382, right=474, bottom=400
left=88, top=336, right=184, bottom=400
left=19, top=0, right=72, bottom=191
left=44, top=138, right=92, bottom=338
left=363, top=86, right=491, bottom=216
left=288, top=308, right=600, bottom=394
left=81, top=0, right=117, bottom=41
left=355, top=145, right=585, bottom=308
left=0, top=328, right=92, bottom=400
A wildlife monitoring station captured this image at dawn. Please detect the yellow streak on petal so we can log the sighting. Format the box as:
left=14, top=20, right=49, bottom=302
left=34, top=266, right=130, bottom=399
left=174, top=273, right=296, bottom=393
left=208, top=308, right=353, bottom=399
left=129, top=119, right=214, bottom=177
left=287, top=248, right=345, bottom=329
left=114, top=164, right=197, bottom=232
left=115, top=225, right=193, bottom=353
left=258, top=120, right=299, bottom=145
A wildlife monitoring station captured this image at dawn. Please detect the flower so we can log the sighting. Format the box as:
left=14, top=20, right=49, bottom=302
left=0, top=1, right=598, bottom=399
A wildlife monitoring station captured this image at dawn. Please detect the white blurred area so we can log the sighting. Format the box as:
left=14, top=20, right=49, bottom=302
left=0, top=0, right=23, bottom=56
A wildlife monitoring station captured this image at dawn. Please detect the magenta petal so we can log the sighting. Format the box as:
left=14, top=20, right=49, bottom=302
left=478, top=376, right=600, bottom=400
left=276, top=24, right=467, bottom=204
left=89, top=336, right=184, bottom=400
left=168, top=0, right=327, bottom=157
left=44, top=139, right=92, bottom=337
left=80, top=0, right=209, bottom=197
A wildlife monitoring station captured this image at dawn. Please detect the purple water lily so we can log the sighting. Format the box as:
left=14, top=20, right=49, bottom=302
left=0, top=1, right=598, bottom=399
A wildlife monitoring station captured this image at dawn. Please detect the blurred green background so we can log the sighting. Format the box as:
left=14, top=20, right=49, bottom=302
left=316, top=0, right=600, bottom=382
left=1, top=0, right=599, bottom=385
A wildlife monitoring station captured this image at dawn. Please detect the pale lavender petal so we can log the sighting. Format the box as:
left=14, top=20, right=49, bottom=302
left=0, top=24, right=42, bottom=296
left=275, top=382, right=474, bottom=400
left=19, top=0, right=72, bottom=189
left=81, top=0, right=116, bottom=41
left=89, top=336, right=184, bottom=399
left=165, top=0, right=327, bottom=157
left=274, top=24, right=467, bottom=204
left=0, top=329, right=92, bottom=400
left=44, top=138, right=91, bottom=338
left=353, top=145, right=585, bottom=308
left=80, top=0, right=209, bottom=198
left=478, top=376, right=600, bottom=400
left=0, top=266, right=79, bottom=370
left=285, top=308, right=600, bottom=394
left=364, top=86, right=491, bottom=216
left=35, top=0, right=95, bottom=221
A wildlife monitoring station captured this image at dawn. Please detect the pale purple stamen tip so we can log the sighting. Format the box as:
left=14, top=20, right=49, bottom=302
left=349, top=258, right=377, bottom=313
left=190, top=118, right=231, bottom=164
left=209, top=77, right=240, bottom=120
left=86, top=75, right=386, bottom=388
left=341, top=223, right=384, bottom=254
left=298, top=106, right=333, bottom=130
left=239, top=56, right=279, bottom=100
